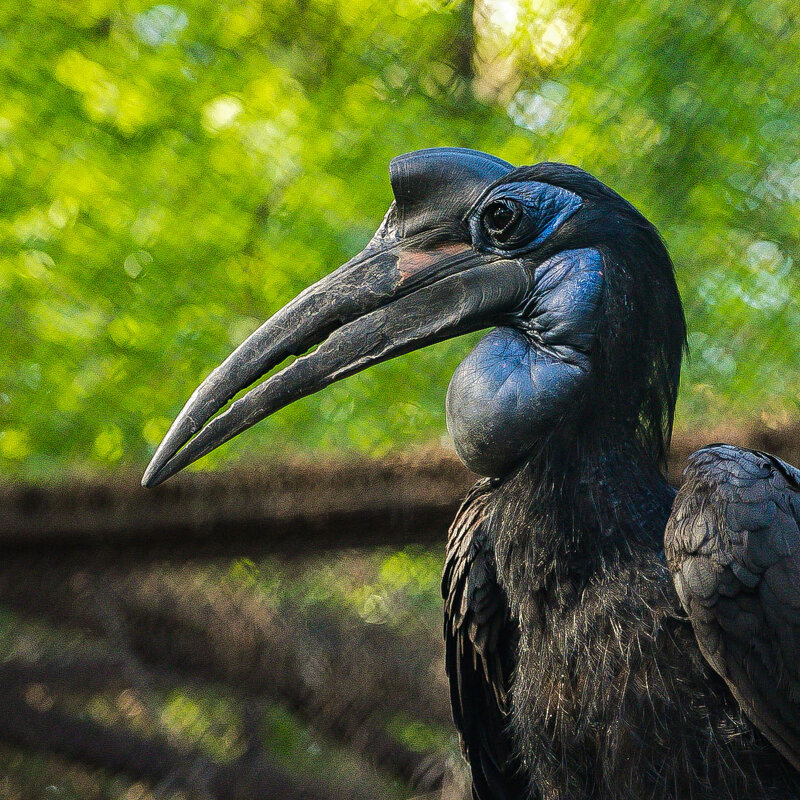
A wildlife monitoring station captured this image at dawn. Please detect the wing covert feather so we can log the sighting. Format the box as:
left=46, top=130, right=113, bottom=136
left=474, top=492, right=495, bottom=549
left=665, top=444, right=800, bottom=771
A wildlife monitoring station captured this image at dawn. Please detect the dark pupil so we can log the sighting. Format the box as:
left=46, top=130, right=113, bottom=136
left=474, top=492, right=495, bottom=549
left=484, top=201, right=517, bottom=239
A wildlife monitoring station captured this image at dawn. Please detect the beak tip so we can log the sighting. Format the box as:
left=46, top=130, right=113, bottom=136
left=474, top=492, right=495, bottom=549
left=141, top=421, right=190, bottom=488
left=141, top=455, right=169, bottom=489
left=141, top=466, right=160, bottom=489
left=142, top=433, right=201, bottom=488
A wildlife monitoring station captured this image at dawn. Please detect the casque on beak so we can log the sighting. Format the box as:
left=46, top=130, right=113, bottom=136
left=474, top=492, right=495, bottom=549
left=142, top=148, right=528, bottom=487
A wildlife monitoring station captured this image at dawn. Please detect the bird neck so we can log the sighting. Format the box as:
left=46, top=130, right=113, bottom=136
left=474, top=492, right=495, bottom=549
left=491, top=428, right=675, bottom=606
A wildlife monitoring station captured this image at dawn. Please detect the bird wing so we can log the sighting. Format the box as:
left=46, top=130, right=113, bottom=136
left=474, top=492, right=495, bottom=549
left=665, top=443, right=800, bottom=770
left=442, top=479, right=525, bottom=800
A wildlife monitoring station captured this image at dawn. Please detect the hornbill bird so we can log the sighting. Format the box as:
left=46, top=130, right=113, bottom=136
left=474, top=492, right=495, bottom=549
left=143, top=148, right=800, bottom=800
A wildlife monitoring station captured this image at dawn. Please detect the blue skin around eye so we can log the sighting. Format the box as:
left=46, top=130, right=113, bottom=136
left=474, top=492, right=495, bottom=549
left=511, top=182, right=583, bottom=248
left=446, top=248, right=603, bottom=477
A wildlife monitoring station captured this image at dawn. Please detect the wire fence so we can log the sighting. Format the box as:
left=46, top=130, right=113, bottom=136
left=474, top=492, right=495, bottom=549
left=2, top=0, right=800, bottom=796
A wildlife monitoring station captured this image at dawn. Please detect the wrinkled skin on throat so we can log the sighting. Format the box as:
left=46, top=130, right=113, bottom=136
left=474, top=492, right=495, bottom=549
left=446, top=248, right=603, bottom=476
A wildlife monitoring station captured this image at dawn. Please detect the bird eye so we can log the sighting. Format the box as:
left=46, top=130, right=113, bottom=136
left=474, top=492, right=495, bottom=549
left=481, top=199, right=522, bottom=245
left=474, top=182, right=583, bottom=253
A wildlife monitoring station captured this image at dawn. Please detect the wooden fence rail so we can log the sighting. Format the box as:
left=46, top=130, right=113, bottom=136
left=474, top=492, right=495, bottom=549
left=2, top=425, right=799, bottom=560
left=0, top=450, right=471, bottom=560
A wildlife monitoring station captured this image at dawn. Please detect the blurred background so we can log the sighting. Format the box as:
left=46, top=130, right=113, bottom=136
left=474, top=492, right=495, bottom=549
left=1, top=0, right=799, bottom=797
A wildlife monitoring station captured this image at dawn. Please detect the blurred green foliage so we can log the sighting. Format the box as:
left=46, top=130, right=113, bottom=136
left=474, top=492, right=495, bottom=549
left=224, top=545, right=444, bottom=634
left=2, top=0, right=799, bottom=479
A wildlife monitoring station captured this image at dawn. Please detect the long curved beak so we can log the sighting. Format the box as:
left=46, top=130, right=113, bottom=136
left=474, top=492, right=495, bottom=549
left=142, top=229, right=531, bottom=488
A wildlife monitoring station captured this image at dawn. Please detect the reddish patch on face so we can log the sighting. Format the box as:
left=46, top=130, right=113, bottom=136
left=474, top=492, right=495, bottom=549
left=397, top=242, right=471, bottom=280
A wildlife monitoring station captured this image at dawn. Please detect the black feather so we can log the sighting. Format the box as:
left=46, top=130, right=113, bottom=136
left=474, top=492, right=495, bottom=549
left=666, top=445, right=800, bottom=774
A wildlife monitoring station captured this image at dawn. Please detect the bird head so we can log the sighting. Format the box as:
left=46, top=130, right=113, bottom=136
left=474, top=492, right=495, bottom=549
left=142, top=148, right=685, bottom=487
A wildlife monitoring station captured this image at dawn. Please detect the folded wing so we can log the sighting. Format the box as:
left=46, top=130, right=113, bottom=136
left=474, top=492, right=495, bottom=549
left=665, top=444, right=800, bottom=770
